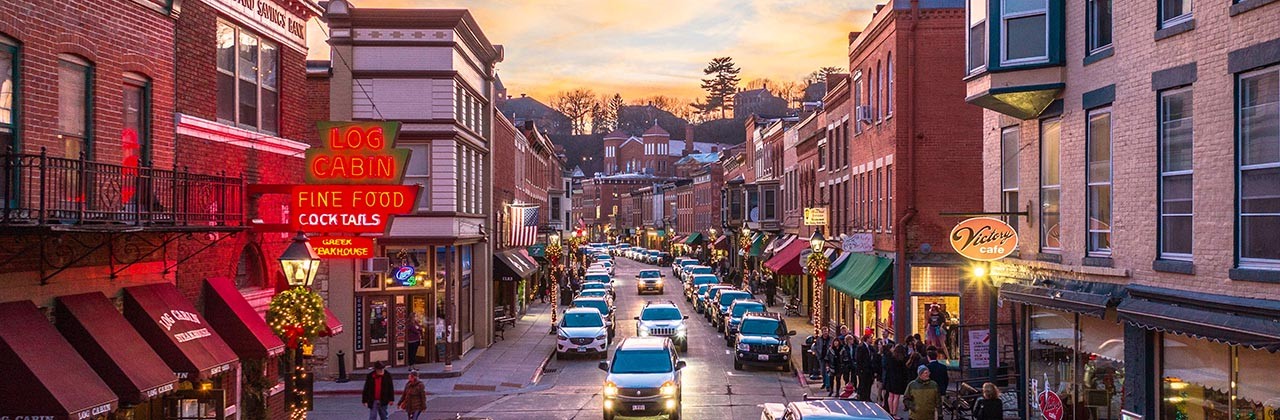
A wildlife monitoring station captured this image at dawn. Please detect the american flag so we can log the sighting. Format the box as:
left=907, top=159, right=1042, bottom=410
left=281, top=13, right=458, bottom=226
left=509, top=205, right=540, bottom=247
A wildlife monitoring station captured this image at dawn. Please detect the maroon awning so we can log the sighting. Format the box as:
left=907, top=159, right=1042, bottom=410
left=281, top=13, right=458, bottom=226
left=713, top=234, right=728, bottom=250
left=203, top=277, right=286, bottom=359
left=55, top=293, right=178, bottom=405
left=763, top=238, right=808, bottom=275
left=0, top=300, right=118, bottom=419
left=123, top=283, right=240, bottom=380
left=323, top=308, right=344, bottom=336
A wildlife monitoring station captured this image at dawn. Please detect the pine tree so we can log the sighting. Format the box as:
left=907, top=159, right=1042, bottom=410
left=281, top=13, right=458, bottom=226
left=700, top=56, right=741, bottom=119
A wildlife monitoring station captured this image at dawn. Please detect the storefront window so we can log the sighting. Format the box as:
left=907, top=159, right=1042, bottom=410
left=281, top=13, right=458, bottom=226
left=1029, top=308, right=1076, bottom=420
left=1077, top=314, right=1125, bottom=419
left=368, top=297, right=389, bottom=345
left=1161, top=335, right=1232, bottom=419
left=1236, top=346, right=1280, bottom=418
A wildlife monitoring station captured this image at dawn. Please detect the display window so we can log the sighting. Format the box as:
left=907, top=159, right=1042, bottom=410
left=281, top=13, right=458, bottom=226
left=912, top=295, right=959, bottom=359
left=1160, top=334, right=1280, bottom=419
left=1026, top=307, right=1125, bottom=420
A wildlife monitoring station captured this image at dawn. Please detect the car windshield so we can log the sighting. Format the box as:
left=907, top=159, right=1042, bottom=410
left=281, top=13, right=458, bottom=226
left=579, top=290, right=607, bottom=298
left=704, top=287, right=727, bottom=298
left=597, top=255, right=612, bottom=260
left=638, top=270, right=662, bottom=278
left=719, top=292, right=752, bottom=307
left=732, top=302, right=766, bottom=317
left=611, top=349, right=673, bottom=374
left=696, top=285, right=712, bottom=295
left=680, top=261, right=698, bottom=267
left=582, top=282, right=606, bottom=290
left=562, top=312, right=604, bottom=328
left=586, top=275, right=611, bottom=283
left=740, top=318, right=784, bottom=336
left=641, top=307, right=682, bottom=320
left=575, top=300, right=611, bottom=316
left=691, top=267, right=712, bottom=274
left=692, top=275, right=718, bottom=286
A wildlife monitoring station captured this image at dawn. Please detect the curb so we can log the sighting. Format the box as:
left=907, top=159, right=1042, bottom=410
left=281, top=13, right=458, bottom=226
left=529, top=349, right=555, bottom=385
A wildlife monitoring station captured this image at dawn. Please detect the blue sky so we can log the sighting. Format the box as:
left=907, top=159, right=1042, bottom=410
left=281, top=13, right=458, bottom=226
left=308, top=0, right=876, bottom=102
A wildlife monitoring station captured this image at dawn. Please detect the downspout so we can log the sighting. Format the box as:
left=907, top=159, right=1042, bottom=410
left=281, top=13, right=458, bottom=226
left=894, top=0, right=923, bottom=341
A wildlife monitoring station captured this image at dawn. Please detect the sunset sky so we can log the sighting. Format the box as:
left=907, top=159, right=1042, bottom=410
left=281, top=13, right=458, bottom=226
left=307, top=0, right=876, bottom=103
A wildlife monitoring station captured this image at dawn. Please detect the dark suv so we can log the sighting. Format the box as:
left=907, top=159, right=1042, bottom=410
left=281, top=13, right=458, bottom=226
left=600, top=337, right=686, bottom=420
left=733, top=312, right=796, bottom=372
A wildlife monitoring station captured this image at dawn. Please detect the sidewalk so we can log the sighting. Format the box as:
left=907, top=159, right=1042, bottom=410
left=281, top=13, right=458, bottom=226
left=315, top=301, right=558, bottom=396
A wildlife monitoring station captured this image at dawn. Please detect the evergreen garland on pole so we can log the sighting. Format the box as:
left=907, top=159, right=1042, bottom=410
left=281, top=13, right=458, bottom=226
left=267, top=286, right=327, bottom=349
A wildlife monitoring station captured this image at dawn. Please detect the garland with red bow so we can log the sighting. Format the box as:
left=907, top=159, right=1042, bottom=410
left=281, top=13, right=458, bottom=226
left=806, top=251, right=830, bottom=334
left=267, top=286, right=327, bottom=349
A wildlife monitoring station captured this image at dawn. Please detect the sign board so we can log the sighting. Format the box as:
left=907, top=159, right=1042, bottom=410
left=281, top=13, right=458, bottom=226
left=842, top=233, right=873, bottom=253
left=314, top=236, right=375, bottom=259
left=968, top=329, right=990, bottom=369
left=803, top=207, right=828, bottom=226
left=526, top=244, right=547, bottom=258
left=799, top=249, right=813, bottom=274
left=306, top=121, right=411, bottom=185
left=949, top=217, right=1019, bottom=261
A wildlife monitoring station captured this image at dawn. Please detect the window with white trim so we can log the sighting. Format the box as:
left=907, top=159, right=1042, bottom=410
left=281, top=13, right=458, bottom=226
left=1086, top=109, right=1113, bottom=256
left=1001, top=0, right=1048, bottom=64
left=886, top=164, right=893, bottom=232
left=1159, top=0, right=1192, bottom=28
left=968, top=0, right=988, bottom=72
left=1001, top=126, right=1020, bottom=232
left=216, top=20, right=279, bottom=133
left=1040, top=118, right=1062, bottom=252
left=1159, top=87, right=1193, bottom=260
left=1087, top=0, right=1113, bottom=54
left=887, top=53, right=894, bottom=116
left=405, top=144, right=431, bottom=211
left=1238, top=67, right=1280, bottom=268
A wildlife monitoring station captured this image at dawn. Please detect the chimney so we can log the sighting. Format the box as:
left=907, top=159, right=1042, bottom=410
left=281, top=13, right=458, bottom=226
left=520, top=93, right=527, bottom=98
left=684, top=125, right=695, bottom=156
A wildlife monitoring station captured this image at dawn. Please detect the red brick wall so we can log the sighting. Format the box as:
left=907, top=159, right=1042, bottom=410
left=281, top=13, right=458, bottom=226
left=0, top=0, right=176, bottom=168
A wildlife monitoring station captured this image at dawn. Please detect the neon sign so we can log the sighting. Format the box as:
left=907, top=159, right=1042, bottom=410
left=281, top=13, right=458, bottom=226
left=304, top=122, right=411, bottom=185
left=393, top=265, right=417, bottom=286
left=314, top=237, right=375, bottom=259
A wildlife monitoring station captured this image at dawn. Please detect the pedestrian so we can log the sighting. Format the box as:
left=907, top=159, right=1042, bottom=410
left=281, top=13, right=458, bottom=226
left=814, top=328, right=833, bottom=391
left=878, top=343, right=893, bottom=405
left=904, top=365, right=941, bottom=420
left=971, top=383, right=1004, bottom=420
left=765, top=277, right=777, bottom=307
left=361, top=361, right=395, bottom=420
left=406, top=316, right=422, bottom=366
left=841, top=334, right=858, bottom=397
left=397, top=369, right=427, bottom=420
left=826, top=335, right=848, bottom=397
left=855, top=334, right=877, bottom=401
left=906, top=352, right=926, bottom=380
left=925, top=347, right=950, bottom=394
left=884, top=345, right=911, bottom=417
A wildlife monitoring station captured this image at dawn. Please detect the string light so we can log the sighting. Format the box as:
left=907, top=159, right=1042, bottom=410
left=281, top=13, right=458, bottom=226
left=805, top=251, right=829, bottom=334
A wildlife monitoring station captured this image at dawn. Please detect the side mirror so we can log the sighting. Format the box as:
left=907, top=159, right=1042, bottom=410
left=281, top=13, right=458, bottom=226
left=675, top=360, right=687, bottom=370
left=788, top=330, right=797, bottom=336
left=634, top=316, right=641, bottom=320
left=598, top=361, right=609, bottom=371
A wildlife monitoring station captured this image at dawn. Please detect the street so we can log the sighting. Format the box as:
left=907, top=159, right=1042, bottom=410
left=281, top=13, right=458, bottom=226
left=312, top=256, right=810, bottom=419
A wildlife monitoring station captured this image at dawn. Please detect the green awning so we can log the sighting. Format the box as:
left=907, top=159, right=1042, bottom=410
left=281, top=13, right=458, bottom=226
left=826, top=253, right=893, bottom=301
left=747, top=233, right=767, bottom=257
left=684, top=232, right=703, bottom=245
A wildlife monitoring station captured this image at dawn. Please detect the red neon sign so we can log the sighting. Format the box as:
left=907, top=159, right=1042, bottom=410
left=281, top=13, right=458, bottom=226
left=291, top=185, right=418, bottom=214
left=314, top=236, right=375, bottom=259
left=304, top=122, right=410, bottom=185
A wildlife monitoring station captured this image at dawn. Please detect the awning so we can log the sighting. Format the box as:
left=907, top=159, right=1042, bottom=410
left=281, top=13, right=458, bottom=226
left=825, top=253, right=893, bottom=301
left=684, top=232, right=703, bottom=245
left=203, top=277, right=286, bottom=359
left=762, top=234, right=793, bottom=257
left=1118, top=285, right=1280, bottom=352
left=54, top=293, right=178, bottom=405
left=999, top=281, right=1120, bottom=318
left=713, top=234, right=728, bottom=250
left=747, top=233, right=767, bottom=257
left=323, top=308, right=344, bottom=336
left=494, top=249, right=537, bottom=280
left=763, top=238, right=808, bottom=275
left=0, top=300, right=118, bottom=419
left=123, top=283, right=240, bottom=380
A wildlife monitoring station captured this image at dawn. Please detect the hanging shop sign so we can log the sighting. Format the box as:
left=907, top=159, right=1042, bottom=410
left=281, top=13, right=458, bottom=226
left=305, top=122, right=412, bottom=184
left=803, top=207, right=828, bottom=226
left=949, top=217, right=1018, bottom=261
left=314, top=236, right=375, bottom=259
left=842, top=233, right=873, bottom=253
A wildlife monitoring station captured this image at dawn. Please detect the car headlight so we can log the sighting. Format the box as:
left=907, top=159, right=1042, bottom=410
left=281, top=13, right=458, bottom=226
left=675, top=324, right=687, bottom=337
left=597, top=334, right=608, bottom=341
left=660, top=381, right=677, bottom=396
left=604, top=382, right=618, bottom=397
left=557, top=330, right=568, bottom=340
left=638, top=326, right=650, bottom=336
left=736, top=342, right=750, bottom=351
left=779, top=344, right=791, bottom=353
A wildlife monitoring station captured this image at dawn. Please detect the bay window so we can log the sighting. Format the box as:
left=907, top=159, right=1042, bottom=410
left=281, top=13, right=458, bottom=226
left=1158, top=88, right=1193, bottom=259
left=968, top=0, right=987, bottom=72
left=1238, top=67, right=1280, bottom=268
left=1002, top=0, right=1049, bottom=64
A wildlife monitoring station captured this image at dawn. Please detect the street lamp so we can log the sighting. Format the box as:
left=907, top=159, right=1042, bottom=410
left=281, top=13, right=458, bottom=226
left=548, top=233, right=563, bottom=334
left=809, top=228, right=825, bottom=253
left=807, top=227, right=829, bottom=335
left=280, top=231, right=320, bottom=288
left=971, top=261, right=998, bottom=382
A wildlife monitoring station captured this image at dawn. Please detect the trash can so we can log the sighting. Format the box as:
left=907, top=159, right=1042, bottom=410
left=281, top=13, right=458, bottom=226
left=801, top=335, right=816, bottom=375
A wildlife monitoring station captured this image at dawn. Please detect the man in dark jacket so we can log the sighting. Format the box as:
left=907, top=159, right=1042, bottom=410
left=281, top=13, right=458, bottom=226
left=362, top=361, right=395, bottom=420
left=854, top=335, right=876, bottom=401
left=814, top=329, right=832, bottom=390
left=926, top=347, right=950, bottom=394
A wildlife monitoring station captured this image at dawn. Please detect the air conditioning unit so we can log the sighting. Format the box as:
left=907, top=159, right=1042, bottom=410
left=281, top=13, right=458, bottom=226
left=364, top=257, right=390, bottom=273
left=856, top=106, right=873, bottom=123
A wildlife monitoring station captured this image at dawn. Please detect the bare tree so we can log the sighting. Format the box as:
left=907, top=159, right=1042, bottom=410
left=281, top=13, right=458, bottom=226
left=551, top=89, right=598, bottom=135
left=745, top=78, right=777, bottom=92
left=804, top=66, right=845, bottom=86
left=776, top=81, right=805, bottom=109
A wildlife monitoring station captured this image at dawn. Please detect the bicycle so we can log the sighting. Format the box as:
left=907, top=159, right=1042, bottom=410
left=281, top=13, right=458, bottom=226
left=940, top=382, right=982, bottom=420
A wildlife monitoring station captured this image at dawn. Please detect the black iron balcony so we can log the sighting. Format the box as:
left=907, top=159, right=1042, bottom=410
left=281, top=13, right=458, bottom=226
left=2, top=149, right=243, bottom=228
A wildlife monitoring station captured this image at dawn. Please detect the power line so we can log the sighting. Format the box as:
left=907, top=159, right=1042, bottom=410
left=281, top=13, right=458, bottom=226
left=316, top=21, right=386, bottom=122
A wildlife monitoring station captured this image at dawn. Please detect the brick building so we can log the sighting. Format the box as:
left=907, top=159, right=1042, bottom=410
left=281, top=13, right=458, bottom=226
left=965, top=0, right=1280, bottom=414
left=492, top=115, right=560, bottom=317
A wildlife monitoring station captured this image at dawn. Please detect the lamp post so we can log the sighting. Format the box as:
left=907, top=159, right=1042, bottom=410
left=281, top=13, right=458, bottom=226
left=277, top=231, right=321, bottom=419
left=548, top=233, right=562, bottom=334
left=972, top=262, right=998, bottom=382
left=808, top=228, right=827, bottom=335
left=280, top=231, right=320, bottom=288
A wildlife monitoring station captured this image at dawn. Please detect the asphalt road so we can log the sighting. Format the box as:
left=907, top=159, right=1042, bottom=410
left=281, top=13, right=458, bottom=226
left=312, top=256, right=810, bottom=419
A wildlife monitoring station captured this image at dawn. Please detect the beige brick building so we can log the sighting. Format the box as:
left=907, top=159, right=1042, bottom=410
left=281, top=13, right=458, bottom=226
left=965, top=0, right=1280, bottom=415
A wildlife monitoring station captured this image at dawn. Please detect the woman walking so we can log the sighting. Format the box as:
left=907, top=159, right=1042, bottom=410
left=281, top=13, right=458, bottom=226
left=884, top=345, right=911, bottom=418
left=972, top=383, right=1004, bottom=420
left=398, top=370, right=427, bottom=420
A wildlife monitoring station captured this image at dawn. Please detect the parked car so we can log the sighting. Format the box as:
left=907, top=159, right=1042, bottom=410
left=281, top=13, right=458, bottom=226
left=585, top=273, right=614, bottom=286
left=733, top=312, right=795, bottom=371
left=600, top=337, right=686, bottom=420
left=636, top=269, right=665, bottom=294
left=710, top=290, right=754, bottom=330
left=681, top=265, right=713, bottom=282
left=696, top=285, right=734, bottom=315
left=634, top=301, right=688, bottom=351
left=573, top=296, right=616, bottom=339
left=723, top=299, right=767, bottom=343
left=684, top=274, right=720, bottom=302
left=760, top=400, right=892, bottom=420
left=556, top=308, right=609, bottom=359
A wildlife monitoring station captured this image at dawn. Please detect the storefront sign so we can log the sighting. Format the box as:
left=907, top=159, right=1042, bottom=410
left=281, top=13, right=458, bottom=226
left=208, top=0, right=309, bottom=51
left=949, top=217, right=1018, bottom=261
left=527, top=244, right=547, bottom=258
left=314, top=236, right=375, bottom=259
left=804, top=207, right=828, bottom=226
left=1038, top=389, right=1064, bottom=420
left=143, top=383, right=175, bottom=399
left=968, top=330, right=990, bottom=369
left=393, top=265, right=416, bottom=285
left=305, top=122, right=411, bottom=185
left=842, top=233, right=873, bottom=253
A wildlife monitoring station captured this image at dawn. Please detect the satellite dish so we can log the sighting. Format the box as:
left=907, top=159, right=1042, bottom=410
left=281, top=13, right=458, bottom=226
left=749, top=207, right=759, bottom=222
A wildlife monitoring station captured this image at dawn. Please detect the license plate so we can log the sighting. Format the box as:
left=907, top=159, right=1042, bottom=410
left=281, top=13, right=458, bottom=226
left=758, top=354, right=769, bottom=361
left=632, top=404, right=646, bottom=411
left=577, top=347, right=587, bottom=352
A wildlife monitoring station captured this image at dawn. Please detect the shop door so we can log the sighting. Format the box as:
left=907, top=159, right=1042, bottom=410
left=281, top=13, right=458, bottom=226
left=163, top=390, right=225, bottom=420
left=364, top=295, right=392, bottom=366
left=409, top=293, right=435, bottom=363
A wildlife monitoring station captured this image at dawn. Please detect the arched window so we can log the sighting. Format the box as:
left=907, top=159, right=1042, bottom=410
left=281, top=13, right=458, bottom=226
left=235, top=243, right=268, bottom=289
left=58, top=54, right=93, bottom=159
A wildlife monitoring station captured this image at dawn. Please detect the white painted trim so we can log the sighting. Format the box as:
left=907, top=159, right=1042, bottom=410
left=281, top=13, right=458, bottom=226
left=885, top=154, right=894, bottom=165
left=177, top=114, right=310, bottom=158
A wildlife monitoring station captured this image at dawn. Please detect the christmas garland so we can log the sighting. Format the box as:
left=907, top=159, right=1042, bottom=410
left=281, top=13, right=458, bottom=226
left=267, top=286, right=327, bottom=349
left=805, top=251, right=829, bottom=280
left=546, top=242, right=563, bottom=267
left=739, top=233, right=752, bottom=254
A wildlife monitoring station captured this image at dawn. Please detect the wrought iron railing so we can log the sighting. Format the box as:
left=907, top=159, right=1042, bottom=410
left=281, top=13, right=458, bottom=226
left=2, top=149, right=244, bottom=227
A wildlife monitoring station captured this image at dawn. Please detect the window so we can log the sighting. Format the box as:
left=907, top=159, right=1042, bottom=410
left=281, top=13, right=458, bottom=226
left=876, top=168, right=884, bottom=231
left=1238, top=67, right=1280, bottom=267
left=853, top=74, right=863, bottom=134
left=58, top=56, right=91, bottom=159
left=871, top=66, right=879, bottom=121
left=875, top=62, right=882, bottom=121
left=405, top=144, right=431, bottom=210
left=1040, top=118, right=1062, bottom=252
left=123, top=74, right=150, bottom=168
left=1159, top=88, right=1193, bottom=259
left=818, top=143, right=827, bottom=169
left=886, top=54, right=894, bottom=116
left=968, top=0, right=988, bottom=72
left=764, top=190, right=776, bottom=220
left=1001, top=0, right=1048, bottom=63
left=841, top=122, right=850, bottom=166
left=217, top=21, right=279, bottom=133
left=1087, top=109, right=1113, bottom=255
left=1, top=37, right=17, bottom=150
left=1160, top=0, right=1192, bottom=27
left=1087, top=0, right=1113, bottom=53
left=887, top=164, right=893, bottom=231
left=1001, top=127, right=1020, bottom=231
